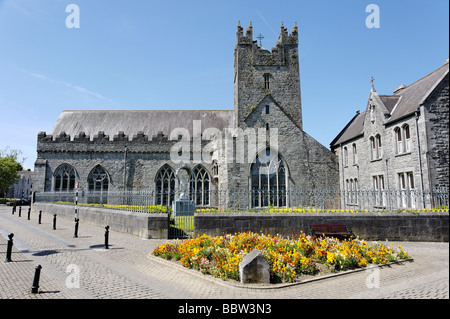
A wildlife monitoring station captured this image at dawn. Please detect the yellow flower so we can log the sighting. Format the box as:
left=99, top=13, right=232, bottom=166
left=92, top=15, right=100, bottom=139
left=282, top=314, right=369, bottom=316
left=327, top=251, right=336, bottom=264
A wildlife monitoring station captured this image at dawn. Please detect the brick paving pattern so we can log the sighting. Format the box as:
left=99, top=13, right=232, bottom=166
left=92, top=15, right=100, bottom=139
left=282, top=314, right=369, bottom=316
left=1, top=206, right=448, bottom=299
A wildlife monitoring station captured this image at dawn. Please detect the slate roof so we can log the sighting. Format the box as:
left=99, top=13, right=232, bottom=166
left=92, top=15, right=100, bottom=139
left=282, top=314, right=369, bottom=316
left=50, top=110, right=235, bottom=140
left=387, top=61, right=449, bottom=124
left=331, top=60, right=449, bottom=148
left=330, top=111, right=365, bottom=147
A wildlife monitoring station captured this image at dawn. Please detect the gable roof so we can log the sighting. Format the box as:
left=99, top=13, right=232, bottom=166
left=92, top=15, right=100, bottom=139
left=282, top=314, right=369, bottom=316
left=330, top=111, right=365, bottom=148
left=387, top=61, right=449, bottom=124
left=50, top=110, right=235, bottom=140
left=243, top=93, right=302, bottom=129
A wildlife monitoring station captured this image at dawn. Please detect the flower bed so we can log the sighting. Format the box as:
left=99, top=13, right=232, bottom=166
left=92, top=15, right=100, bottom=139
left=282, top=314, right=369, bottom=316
left=152, top=231, right=410, bottom=283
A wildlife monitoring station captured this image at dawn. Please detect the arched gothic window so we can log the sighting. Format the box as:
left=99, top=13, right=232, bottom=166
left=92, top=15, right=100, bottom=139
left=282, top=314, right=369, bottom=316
left=190, top=165, right=210, bottom=206
left=155, top=164, right=175, bottom=206
left=250, top=149, right=287, bottom=208
left=53, top=164, right=77, bottom=192
left=87, top=165, right=109, bottom=204
left=88, top=165, right=109, bottom=192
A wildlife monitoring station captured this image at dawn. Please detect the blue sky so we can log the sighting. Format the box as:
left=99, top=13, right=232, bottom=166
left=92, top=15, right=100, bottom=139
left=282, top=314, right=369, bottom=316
left=0, top=0, right=448, bottom=170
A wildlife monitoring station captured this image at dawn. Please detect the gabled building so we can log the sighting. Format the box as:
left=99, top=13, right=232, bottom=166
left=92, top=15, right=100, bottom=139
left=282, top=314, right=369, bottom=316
left=331, top=60, right=449, bottom=209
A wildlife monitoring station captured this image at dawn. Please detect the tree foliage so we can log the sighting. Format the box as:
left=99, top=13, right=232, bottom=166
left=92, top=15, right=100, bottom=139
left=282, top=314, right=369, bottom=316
left=0, top=147, right=24, bottom=198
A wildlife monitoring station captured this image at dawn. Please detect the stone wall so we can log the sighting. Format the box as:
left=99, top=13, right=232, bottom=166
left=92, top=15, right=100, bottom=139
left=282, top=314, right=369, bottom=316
left=195, top=212, right=449, bottom=242
left=31, top=203, right=449, bottom=241
left=424, top=73, right=449, bottom=189
left=32, top=202, right=169, bottom=239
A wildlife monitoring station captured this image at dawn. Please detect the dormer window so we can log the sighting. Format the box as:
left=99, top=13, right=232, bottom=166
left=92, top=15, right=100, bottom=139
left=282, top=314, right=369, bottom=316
left=264, top=73, right=270, bottom=90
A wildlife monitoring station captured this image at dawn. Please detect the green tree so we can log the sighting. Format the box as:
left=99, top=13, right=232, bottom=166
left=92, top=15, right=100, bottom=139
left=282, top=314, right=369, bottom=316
left=0, top=148, right=24, bottom=198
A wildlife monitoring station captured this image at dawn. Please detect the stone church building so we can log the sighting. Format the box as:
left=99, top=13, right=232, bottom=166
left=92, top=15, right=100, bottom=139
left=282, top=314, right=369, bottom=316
left=33, top=22, right=339, bottom=208
left=331, top=60, right=449, bottom=209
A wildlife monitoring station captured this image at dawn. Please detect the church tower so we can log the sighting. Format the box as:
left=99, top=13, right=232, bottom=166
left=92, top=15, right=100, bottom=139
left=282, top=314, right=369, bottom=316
left=234, top=21, right=302, bottom=130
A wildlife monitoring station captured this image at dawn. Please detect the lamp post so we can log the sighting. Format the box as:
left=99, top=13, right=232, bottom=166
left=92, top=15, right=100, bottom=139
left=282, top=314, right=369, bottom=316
left=123, top=146, right=128, bottom=190
left=123, top=146, right=128, bottom=205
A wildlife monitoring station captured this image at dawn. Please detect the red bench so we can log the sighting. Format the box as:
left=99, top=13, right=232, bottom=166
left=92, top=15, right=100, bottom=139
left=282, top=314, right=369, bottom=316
left=309, top=223, right=355, bottom=240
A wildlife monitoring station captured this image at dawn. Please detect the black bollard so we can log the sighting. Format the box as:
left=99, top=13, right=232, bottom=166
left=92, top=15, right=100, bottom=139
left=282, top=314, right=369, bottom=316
left=38, top=211, right=42, bottom=224
left=104, top=226, right=110, bottom=249
left=18, top=206, right=22, bottom=217
left=5, top=233, right=14, bottom=262
left=27, top=207, right=31, bottom=220
left=31, top=265, right=42, bottom=294
left=12, top=203, right=16, bottom=214
left=53, top=214, right=57, bottom=230
left=74, top=218, right=79, bottom=238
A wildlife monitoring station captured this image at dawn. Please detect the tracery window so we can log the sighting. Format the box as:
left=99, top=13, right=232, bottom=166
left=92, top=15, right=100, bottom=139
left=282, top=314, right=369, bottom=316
left=88, top=165, right=109, bottom=192
left=190, top=165, right=210, bottom=206
left=250, top=149, right=287, bottom=208
left=53, top=164, right=77, bottom=192
left=155, top=164, right=175, bottom=206
left=87, top=165, right=109, bottom=204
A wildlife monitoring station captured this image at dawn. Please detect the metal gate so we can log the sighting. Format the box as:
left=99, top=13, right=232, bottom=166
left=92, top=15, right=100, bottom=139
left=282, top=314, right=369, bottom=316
left=168, top=164, right=196, bottom=239
left=169, top=213, right=194, bottom=239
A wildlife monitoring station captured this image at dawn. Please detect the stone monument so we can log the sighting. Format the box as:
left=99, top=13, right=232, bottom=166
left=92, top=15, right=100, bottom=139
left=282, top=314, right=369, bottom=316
left=172, top=164, right=196, bottom=216
left=238, top=249, right=270, bottom=284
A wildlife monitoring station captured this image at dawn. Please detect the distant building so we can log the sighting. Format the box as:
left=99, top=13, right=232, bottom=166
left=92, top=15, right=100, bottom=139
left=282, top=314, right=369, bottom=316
left=331, top=60, right=449, bottom=209
left=7, top=170, right=34, bottom=199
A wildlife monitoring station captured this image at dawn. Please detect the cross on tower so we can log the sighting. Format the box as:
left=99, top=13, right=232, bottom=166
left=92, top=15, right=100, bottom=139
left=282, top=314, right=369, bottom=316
left=370, top=76, right=375, bottom=88
left=257, top=34, right=264, bottom=47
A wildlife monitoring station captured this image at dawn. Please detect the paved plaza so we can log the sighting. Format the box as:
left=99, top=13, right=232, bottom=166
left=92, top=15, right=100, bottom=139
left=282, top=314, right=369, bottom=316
left=1, top=205, right=448, bottom=301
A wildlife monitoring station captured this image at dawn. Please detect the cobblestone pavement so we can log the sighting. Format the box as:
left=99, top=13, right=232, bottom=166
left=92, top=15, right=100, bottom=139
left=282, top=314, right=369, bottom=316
left=1, top=205, right=448, bottom=300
